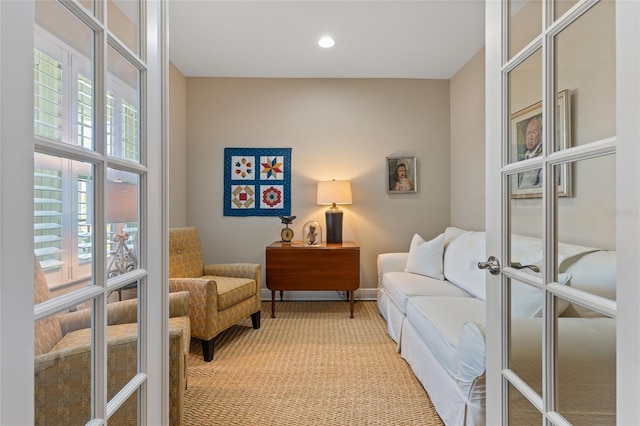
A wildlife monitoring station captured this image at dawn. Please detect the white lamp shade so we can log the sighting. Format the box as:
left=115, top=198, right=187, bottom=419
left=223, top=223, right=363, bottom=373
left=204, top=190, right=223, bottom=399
left=317, top=180, right=352, bottom=205
left=106, top=181, right=138, bottom=223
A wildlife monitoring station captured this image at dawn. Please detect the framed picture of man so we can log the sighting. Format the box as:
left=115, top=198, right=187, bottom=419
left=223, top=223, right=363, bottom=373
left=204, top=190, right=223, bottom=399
left=510, top=89, right=572, bottom=198
left=387, top=157, right=417, bottom=193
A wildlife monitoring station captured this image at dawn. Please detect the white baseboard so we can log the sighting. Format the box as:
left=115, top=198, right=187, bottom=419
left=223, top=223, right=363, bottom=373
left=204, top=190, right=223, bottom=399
left=261, top=287, right=377, bottom=301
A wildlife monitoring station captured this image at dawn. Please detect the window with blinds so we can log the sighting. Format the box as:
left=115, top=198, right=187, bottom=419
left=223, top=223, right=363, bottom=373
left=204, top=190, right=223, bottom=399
left=34, top=33, right=139, bottom=288
left=34, top=49, right=62, bottom=141
left=33, top=166, right=63, bottom=271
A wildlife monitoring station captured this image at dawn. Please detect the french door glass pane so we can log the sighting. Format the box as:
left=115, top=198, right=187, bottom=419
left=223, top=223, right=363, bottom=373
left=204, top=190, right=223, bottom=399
left=554, top=0, right=615, bottom=149
left=34, top=303, right=94, bottom=425
left=78, top=0, right=93, bottom=15
left=35, top=0, right=94, bottom=149
left=508, top=0, right=542, bottom=60
left=556, top=300, right=616, bottom=425
left=509, top=279, right=543, bottom=397
left=108, top=0, right=140, bottom=55
left=35, top=153, right=94, bottom=291
left=508, top=49, right=542, bottom=165
left=106, top=282, right=139, bottom=408
left=555, top=0, right=578, bottom=21
left=509, top=172, right=542, bottom=242
left=110, top=391, right=139, bottom=424
left=556, top=155, right=616, bottom=304
left=508, top=381, right=541, bottom=425
left=107, top=169, right=139, bottom=278
left=107, top=46, right=140, bottom=162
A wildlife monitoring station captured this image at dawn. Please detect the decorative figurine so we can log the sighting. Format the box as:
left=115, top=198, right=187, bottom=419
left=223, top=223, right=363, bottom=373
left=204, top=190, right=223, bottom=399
left=303, top=221, right=322, bottom=246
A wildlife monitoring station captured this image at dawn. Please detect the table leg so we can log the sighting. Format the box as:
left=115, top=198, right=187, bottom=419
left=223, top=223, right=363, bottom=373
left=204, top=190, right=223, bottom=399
left=271, top=290, right=276, bottom=318
left=350, top=290, right=354, bottom=318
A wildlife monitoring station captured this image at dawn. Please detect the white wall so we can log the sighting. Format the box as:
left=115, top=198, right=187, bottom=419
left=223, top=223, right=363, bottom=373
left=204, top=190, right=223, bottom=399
left=182, top=77, right=451, bottom=291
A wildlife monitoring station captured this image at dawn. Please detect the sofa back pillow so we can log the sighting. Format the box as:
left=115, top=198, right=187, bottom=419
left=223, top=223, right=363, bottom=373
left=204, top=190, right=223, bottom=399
left=562, top=250, right=616, bottom=317
left=443, top=231, right=487, bottom=300
left=404, top=233, right=445, bottom=280
left=444, top=226, right=467, bottom=247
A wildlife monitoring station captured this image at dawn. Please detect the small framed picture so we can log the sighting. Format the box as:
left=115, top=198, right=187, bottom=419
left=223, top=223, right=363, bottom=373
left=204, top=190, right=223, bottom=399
left=387, top=157, right=417, bottom=193
left=303, top=221, right=322, bottom=246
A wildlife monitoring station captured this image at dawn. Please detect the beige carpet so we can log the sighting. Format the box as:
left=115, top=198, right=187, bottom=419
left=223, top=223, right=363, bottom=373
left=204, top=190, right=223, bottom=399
left=183, top=301, right=443, bottom=425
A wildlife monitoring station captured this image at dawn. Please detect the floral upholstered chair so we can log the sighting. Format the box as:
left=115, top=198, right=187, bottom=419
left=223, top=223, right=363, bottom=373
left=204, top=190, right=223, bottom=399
left=169, top=226, right=262, bottom=362
left=33, top=257, right=191, bottom=425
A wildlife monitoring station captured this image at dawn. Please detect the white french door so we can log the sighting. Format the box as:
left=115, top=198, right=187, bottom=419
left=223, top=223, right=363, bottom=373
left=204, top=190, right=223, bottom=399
left=486, top=0, right=640, bottom=425
left=0, top=0, right=168, bottom=424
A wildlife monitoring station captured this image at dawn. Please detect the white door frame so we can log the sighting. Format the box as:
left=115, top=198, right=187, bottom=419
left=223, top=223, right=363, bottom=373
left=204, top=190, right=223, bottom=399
left=614, top=1, right=640, bottom=423
left=0, top=1, right=37, bottom=423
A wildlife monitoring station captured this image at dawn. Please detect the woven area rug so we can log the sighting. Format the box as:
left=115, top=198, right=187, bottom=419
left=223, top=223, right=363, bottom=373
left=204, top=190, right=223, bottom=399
left=183, top=301, right=443, bottom=425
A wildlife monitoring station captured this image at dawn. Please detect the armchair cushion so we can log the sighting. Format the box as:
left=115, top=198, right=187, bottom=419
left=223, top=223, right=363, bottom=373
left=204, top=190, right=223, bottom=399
left=212, top=275, right=258, bottom=310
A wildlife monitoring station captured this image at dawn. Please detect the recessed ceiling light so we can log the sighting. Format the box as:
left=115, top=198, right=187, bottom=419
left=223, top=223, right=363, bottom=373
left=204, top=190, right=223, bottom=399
left=318, top=36, right=335, bottom=48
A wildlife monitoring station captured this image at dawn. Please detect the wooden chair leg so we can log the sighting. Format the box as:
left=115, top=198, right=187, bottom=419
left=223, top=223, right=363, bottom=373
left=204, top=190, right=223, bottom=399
left=202, top=338, right=214, bottom=362
left=251, top=311, right=261, bottom=329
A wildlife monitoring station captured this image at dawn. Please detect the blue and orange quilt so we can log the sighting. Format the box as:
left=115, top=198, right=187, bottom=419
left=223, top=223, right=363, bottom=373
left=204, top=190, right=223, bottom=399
left=223, top=147, right=292, bottom=216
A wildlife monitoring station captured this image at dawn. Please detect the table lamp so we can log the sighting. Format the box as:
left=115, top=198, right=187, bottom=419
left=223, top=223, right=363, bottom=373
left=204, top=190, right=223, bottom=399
left=106, top=181, right=138, bottom=277
left=317, top=180, right=352, bottom=244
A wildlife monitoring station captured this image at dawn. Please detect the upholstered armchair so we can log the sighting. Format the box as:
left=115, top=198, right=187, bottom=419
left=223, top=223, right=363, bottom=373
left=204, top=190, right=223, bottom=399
left=33, top=257, right=191, bottom=425
left=169, top=226, right=261, bottom=362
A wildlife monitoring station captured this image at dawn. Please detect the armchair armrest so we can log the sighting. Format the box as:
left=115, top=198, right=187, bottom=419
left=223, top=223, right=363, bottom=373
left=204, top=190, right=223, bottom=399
left=59, top=292, right=190, bottom=336
left=203, top=262, right=261, bottom=282
left=59, top=298, right=140, bottom=335
left=169, top=290, right=190, bottom=318
left=169, top=277, right=218, bottom=339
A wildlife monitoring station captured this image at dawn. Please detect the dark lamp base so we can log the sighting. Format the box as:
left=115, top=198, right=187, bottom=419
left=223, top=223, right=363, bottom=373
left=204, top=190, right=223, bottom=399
left=325, top=208, right=343, bottom=244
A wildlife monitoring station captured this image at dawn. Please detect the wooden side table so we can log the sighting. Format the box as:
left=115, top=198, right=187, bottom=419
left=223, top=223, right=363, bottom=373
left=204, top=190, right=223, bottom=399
left=265, top=241, right=360, bottom=318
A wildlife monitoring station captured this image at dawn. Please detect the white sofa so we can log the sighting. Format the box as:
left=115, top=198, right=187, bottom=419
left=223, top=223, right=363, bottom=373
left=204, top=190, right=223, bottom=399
left=377, top=227, right=616, bottom=426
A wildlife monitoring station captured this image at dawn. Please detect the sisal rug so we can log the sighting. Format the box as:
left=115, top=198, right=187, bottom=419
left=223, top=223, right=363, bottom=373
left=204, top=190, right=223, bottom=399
left=183, top=301, right=443, bottom=425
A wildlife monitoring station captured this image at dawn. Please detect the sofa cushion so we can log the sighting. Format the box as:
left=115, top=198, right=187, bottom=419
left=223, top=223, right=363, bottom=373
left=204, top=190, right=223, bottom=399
left=383, top=272, right=471, bottom=315
left=404, top=233, right=444, bottom=280
left=405, top=296, right=485, bottom=378
left=443, top=231, right=487, bottom=300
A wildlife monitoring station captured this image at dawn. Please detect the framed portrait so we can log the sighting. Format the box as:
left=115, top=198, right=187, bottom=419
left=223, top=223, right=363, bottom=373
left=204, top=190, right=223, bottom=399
left=387, top=157, right=417, bottom=193
left=510, top=89, right=572, bottom=199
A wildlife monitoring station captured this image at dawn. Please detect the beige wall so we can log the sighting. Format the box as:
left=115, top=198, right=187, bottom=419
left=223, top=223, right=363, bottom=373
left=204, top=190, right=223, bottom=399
left=169, top=63, right=187, bottom=228
left=182, top=78, right=451, bottom=291
left=450, top=48, right=485, bottom=231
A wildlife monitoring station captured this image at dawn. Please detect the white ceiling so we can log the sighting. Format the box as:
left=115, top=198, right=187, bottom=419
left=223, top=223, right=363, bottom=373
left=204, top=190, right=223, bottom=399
left=168, top=0, right=486, bottom=79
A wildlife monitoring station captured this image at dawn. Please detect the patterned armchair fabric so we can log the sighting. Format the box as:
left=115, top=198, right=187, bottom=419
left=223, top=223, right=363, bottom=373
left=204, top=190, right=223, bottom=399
left=169, top=226, right=261, bottom=361
left=33, top=257, right=190, bottom=425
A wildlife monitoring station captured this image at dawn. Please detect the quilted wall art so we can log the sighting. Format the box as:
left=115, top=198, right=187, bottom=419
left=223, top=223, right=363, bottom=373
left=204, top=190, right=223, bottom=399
left=223, top=147, right=292, bottom=217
